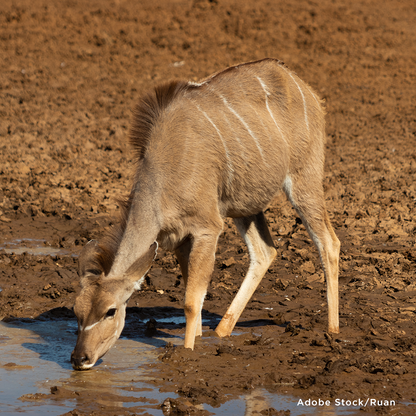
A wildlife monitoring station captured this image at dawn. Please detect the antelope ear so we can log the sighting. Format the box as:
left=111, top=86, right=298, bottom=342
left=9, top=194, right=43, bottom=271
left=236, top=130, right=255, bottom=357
left=78, top=240, right=101, bottom=277
left=124, top=242, right=158, bottom=281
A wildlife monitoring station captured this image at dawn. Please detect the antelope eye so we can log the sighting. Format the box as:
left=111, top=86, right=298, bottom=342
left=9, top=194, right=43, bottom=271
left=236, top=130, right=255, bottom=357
left=106, top=308, right=117, bottom=318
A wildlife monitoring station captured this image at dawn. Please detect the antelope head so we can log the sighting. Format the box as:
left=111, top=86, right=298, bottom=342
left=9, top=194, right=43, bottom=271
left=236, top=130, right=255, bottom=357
left=71, top=240, right=157, bottom=370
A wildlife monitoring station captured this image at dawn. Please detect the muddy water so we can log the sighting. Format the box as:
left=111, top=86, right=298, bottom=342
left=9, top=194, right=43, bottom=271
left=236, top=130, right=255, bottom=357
left=0, top=319, right=172, bottom=415
left=0, top=319, right=362, bottom=416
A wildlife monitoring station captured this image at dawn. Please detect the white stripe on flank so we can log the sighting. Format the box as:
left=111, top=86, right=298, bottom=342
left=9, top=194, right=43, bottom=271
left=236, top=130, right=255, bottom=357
left=188, top=81, right=206, bottom=87
left=221, top=111, right=247, bottom=157
left=248, top=102, right=270, bottom=141
left=280, top=67, right=309, bottom=132
left=196, top=104, right=234, bottom=186
left=309, top=89, right=321, bottom=107
left=256, top=76, right=287, bottom=144
left=219, top=94, right=264, bottom=160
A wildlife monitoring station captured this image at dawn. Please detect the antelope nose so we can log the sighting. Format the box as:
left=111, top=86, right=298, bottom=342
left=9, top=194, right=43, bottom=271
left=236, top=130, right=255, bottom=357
left=71, top=352, right=91, bottom=370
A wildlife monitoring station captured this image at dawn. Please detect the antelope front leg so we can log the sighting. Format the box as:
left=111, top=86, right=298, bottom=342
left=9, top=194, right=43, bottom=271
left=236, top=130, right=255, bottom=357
left=175, top=238, right=202, bottom=337
left=216, top=213, right=277, bottom=337
left=183, top=231, right=220, bottom=349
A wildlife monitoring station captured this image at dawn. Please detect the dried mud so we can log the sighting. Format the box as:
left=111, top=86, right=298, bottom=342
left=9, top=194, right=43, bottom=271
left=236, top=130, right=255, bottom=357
left=1, top=0, right=416, bottom=415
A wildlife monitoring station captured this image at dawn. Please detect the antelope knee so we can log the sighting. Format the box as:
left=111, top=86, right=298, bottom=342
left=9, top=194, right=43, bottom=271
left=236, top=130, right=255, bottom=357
left=184, top=302, right=201, bottom=318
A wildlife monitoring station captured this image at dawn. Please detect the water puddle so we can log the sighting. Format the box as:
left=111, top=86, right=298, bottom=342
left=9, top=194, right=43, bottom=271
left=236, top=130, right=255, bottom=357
left=0, top=319, right=169, bottom=415
left=0, top=317, right=369, bottom=416
left=0, top=239, right=71, bottom=256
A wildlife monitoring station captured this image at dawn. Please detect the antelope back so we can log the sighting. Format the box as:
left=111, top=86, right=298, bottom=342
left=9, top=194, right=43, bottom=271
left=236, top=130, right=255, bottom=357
left=142, top=59, right=326, bottom=222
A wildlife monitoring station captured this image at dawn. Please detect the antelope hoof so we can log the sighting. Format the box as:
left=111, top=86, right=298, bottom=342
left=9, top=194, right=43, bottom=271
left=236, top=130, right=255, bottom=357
left=328, top=325, right=340, bottom=334
left=215, top=322, right=232, bottom=338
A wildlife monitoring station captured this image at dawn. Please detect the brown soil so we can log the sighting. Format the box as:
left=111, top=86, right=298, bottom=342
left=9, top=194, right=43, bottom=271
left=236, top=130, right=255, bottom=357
left=1, top=0, right=416, bottom=415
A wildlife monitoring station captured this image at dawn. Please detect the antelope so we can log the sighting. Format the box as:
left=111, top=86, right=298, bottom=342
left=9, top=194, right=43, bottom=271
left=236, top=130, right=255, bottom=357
left=71, top=58, right=340, bottom=371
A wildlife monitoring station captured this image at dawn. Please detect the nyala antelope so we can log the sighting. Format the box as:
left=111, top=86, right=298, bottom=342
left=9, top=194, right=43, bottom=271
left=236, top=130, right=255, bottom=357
left=71, top=58, right=340, bottom=370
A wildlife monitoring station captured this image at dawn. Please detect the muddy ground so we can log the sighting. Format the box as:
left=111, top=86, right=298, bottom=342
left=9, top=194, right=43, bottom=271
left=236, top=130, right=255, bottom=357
left=1, top=0, right=416, bottom=414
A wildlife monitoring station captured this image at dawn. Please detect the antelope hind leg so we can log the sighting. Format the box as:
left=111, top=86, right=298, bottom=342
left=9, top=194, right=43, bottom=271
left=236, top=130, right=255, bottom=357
left=285, top=176, right=340, bottom=333
left=215, top=213, right=277, bottom=337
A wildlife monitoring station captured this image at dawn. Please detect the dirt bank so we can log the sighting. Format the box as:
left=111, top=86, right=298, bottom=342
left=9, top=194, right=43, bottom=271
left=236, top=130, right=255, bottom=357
left=1, top=0, right=415, bottom=414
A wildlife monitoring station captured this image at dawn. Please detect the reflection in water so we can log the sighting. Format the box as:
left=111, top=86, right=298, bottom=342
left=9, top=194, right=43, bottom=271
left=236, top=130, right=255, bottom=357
left=245, top=388, right=272, bottom=415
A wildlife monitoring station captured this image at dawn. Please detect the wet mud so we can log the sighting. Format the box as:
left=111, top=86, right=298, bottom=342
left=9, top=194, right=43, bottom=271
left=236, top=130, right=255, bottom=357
left=1, top=0, right=416, bottom=414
